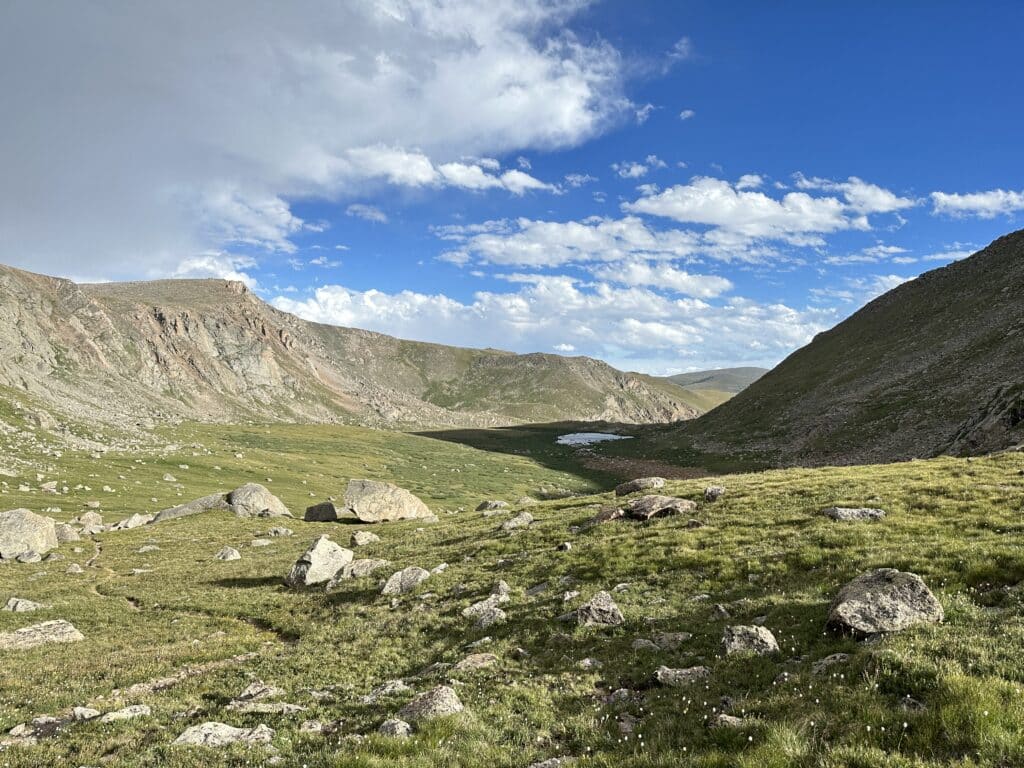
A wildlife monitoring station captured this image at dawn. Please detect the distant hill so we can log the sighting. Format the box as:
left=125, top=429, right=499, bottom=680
left=0, top=264, right=706, bottom=439
left=667, top=367, right=768, bottom=394
left=677, top=230, right=1024, bottom=465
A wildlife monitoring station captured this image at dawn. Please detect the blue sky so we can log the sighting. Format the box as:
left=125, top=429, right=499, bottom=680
left=3, top=1, right=1023, bottom=373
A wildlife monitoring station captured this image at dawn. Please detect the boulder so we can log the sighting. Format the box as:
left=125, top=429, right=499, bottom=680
left=342, top=479, right=433, bottom=523
left=112, top=513, right=153, bottom=530
left=351, top=530, right=381, bottom=547
left=99, top=705, right=150, bottom=723
left=453, top=652, right=498, bottom=672
left=214, top=547, right=241, bottom=561
left=615, top=477, right=666, bottom=496
left=326, top=558, right=391, bottom=587
left=304, top=501, right=341, bottom=522
left=381, top=566, right=430, bottom=595
left=722, top=625, right=779, bottom=656
left=0, top=509, right=57, bottom=559
left=173, top=722, right=275, bottom=747
left=54, top=524, right=80, bottom=543
left=284, top=535, right=353, bottom=588
left=827, top=568, right=943, bottom=635
left=573, top=591, right=623, bottom=627
left=501, top=511, right=534, bottom=531
left=0, top=619, right=84, bottom=650
left=378, top=718, right=412, bottom=737
left=73, top=511, right=104, bottom=527
left=2, top=597, right=45, bottom=612
left=709, top=714, right=744, bottom=729
left=152, top=493, right=231, bottom=523
left=653, top=665, right=710, bottom=687
left=704, top=486, right=726, bottom=502
left=398, top=685, right=464, bottom=723
left=624, top=495, right=697, bottom=521
left=476, top=500, right=509, bottom=512
left=228, top=484, right=291, bottom=518
left=821, top=507, right=886, bottom=522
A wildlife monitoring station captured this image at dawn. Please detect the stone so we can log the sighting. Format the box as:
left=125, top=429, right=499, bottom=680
left=709, top=713, right=744, bottom=728
left=722, top=625, right=780, bottom=656
left=137, top=544, right=160, bottom=553
left=173, top=722, right=275, bottom=747
left=361, top=679, right=411, bottom=704
left=624, top=495, right=697, bottom=521
left=351, top=530, right=381, bottom=547
left=453, top=652, right=498, bottom=672
left=54, top=524, right=80, bottom=543
left=378, top=718, right=412, bottom=737
left=16, top=551, right=41, bottom=563
left=71, top=706, right=100, bottom=721
left=476, top=500, right=509, bottom=512
left=251, top=538, right=272, bottom=547
left=653, top=665, right=711, bottom=687
left=341, top=479, right=432, bottom=523
left=654, top=632, right=692, bottom=650
left=501, top=511, right=534, bottom=531
left=304, top=501, right=342, bottom=522
left=381, top=566, right=430, bottom=595
left=632, top=638, right=659, bottom=652
left=3, top=597, right=45, bottom=612
left=267, top=527, right=293, bottom=537
left=65, top=563, right=84, bottom=574
left=0, top=619, right=82, bottom=651
left=573, top=591, right=623, bottom=626
left=474, top=606, right=506, bottom=628
left=398, top=685, right=464, bottom=723
left=112, top=513, right=153, bottom=530
left=99, top=705, right=150, bottom=723
left=812, top=653, right=850, bottom=675
left=821, top=507, right=886, bottom=522
left=462, top=593, right=509, bottom=619
left=586, top=507, right=625, bottom=526
left=0, top=509, right=58, bottom=559
left=228, top=483, right=291, bottom=518
left=326, top=558, right=391, bottom=587
left=152, top=493, right=231, bottom=523
left=284, top=535, right=353, bottom=588
left=214, top=547, right=241, bottom=561
left=615, top=477, right=666, bottom=496
left=704, top=486, right=726, bottom=502
left=827, top=568, right=943, bottom=635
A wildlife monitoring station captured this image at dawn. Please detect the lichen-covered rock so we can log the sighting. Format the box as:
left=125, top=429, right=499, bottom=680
left=653, top=665, right=711, bottom=687
left=381, top=566, right=430, bottom=595
left=624, top=495, right=697, bottom=521
left=378, top=718, right=412, bottom=737
left=827, top=568, right=943, bottom=635
left=228, top=484, right=291, bottom=518
left=214, top=546, right=241, bottom=561
left=342, top=479, right=432, bottom=523
left=572, top=591, right=623, bottom=626
left=284, top=535, right=353, bottom=588
left=326, top=558, right=391, bottom=588
left=501, top=511, right=534, bottom=531
left=821, top=507, right=886, bottom=522
left=722, top=625, right=779, bottom=656
left=398, top=685, right=464, bottom=723
left=152, top=493, right=231, bottom=523
left=0, top=509, right=57, bottom=560
left=351, top=530, right=381, bottom=547
left=173, top=722, right=275, bottom=747
left=615, top=477, right=665, bottom=496
left=2, top=597, right=45, bottom=612
left=0, top=619, right=84, bottom=650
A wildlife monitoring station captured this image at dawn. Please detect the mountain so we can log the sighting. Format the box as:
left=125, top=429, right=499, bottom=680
left=0, top=264, right=704, bottom=438
left=675, top=230, right=1024, bottom=465
left=667, top=366, right=768, bottom=394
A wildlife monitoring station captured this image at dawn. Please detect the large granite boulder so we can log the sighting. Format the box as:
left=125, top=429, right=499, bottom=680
left=284, top=535, right=353, bottom=588
left=827, top=568, right=943, bottom=635
left=0, top=509, right=58, bottom=559
left=228, top=484, right=291, bottom=518
left=722, top=625, right=780, bottom=656
left=624, top=495, right=697, bottom=521
left=341, top=480, right=432, bottom=523
left=0, top=619, right=84, bottom=650
left=398, top=685, right=464, bottom=723
left=152, top=493, right=232, bottom=523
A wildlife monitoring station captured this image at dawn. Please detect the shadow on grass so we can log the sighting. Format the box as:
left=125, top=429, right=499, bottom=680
left=211, top=575, right=285, bottom=589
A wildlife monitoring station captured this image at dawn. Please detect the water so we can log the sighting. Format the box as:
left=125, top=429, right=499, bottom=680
left=555, top=432, right=634, bottom=446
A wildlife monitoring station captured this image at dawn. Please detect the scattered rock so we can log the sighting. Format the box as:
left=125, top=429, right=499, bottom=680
left=501, top=511, right=534, bottom=531
left=326, top=558, right=391, bottom=587
left=214, top=547, right=241, bottom=561
left=378, top=718, right=412, bottom=737
left=812, top=653, right=850, bottom=675
left=2, top=597, right=45, bottom=612
left=65, top=563, right=83, bottom=574
left=821, top=506, right=886, bottom=522
left=704, top=486, right=725, bottom=502
left=361, top=679, right=411, bottom=704
left=474, top=606, right=506, bottom=628
left=453, top=652, right=498, bottom=672
left=476, top=500, right=509, bottom=512
left=709, top=713, right=744, bottom=728
left=152, top=493, right=231, bottom=523
left=71, top=707, right=100, bottom=721
left=827, top=568, right=943, bottom=635
left=284, top=535, right=353, bottom=588
left=381, top=566, right=430, bottom=595
left=567, top=591, right=623, bottom=627
left=0, top=509, right=58, bottom=559
left=15, top=551, right=41, bottom=563
left=351, top=531, right=381, bottom=547
left=173, top=722, right=275, bottom=747
left=99, top=705, right=150, bottom=723
left=54, top=524, right=80, bottom=543
left=398, top=685, right=464, bottom=723
left=112, top=513, right=153, bottom=530
left=654, top=632, right=692, bottom=650
left=228, top=483, right=291, bottom=518
left=615, top=477, right=666, bottom=496
left=722, top=625, right=780, bottom=656
left=653, top=665, right=711, bottom=687
left=339, top=479, right=433, bottom=523
left=251, top=538, right=272, bottom=547
left=624, top=495, right=697, bottom=521
left=267, top=527, right=293, bottom=537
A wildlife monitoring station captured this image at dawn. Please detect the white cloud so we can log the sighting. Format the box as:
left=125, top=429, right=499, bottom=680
left=272, top=275, right=834, bottom=371
left=612, top=155, right=667, bottom=179
left=346, top=204, right=388, bottom=223
left=553, top=343, right=575, bottom=352
left=590, top=260, right=733, bottom=297
left=678, top=109, right=696, bottom=121
left=309, top=256, right=342, bottom=267
left=0, top=0, right=629, bottom=277
left=173, top=253, right=259, bottom=288
left=635, top=103, right=656, bottom=124
left=565, top=173, right=598, bottom=187
left=793, top=174, right=916, bottom=214
left=824, top=243, right=908, bottom=265
left=735, top=174, right=763, bottom=190
left=669, top=37, right=694, bottom=62
left=931, top=188, right=1024, bottom=218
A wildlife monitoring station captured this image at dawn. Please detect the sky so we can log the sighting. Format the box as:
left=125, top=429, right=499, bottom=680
left=2, top=1, right=1023, bottom=375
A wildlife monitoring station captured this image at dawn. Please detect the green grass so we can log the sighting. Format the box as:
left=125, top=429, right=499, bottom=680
left=1, top=423, right=1024, bottom=766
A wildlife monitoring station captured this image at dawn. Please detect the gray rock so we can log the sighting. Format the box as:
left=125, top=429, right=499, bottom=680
left=351, top=530, right=381, bottom=547
left=54, top=524, right=80, bottom=543
left=152, top=493, right=231, bottom=523
left=704, top=486, right=726, bottom=502
left=0, top=509, right=58, bottom=559
left=112, top=513, right=153, bottom=530
left=654, top=632, right=692, bottom=650
left=228, top=483, right=291, bottom=518
left=722, top=625, right=780, bottom=656
left=341, top=479, right=432, bottom=523
left=378, top=718, right=412, bottom=737
left=71, top=706, right=100, bottom=721
left=653, top=665, right=711, bottom=687
left=267, top=527, right=293, bottom=537
left=326, top=558, right=391, bottom=587
left=173, top=722, right=275, bottom=747
left=0, top=619, right=84, bottom=650
left=501, top=511, right=534, bottom=531
left=99, top=705, right=150, bottom=723
left=284, top=535, right=353, bottom=588
left=15, top=551, right=41, bottom=563
left=615, top=477, right=666, bottom=496
left=65, top=563, right=84, bottom=574
left=474, top=606, right=506, bottom=628
left=214, top=547, right=241, bottom=561
left=624, top=495, right=697, bottom=521
left=827, top=568, right=943, bottom=635
left=709, top=713, right=744, bottom=728
left=453, top=652, right=498, bottom=671
left=821, top=507, right=886, bottom=522
left=476, top=500, right=509, bottom=512
left=304, top=501, right=341, bottom=522
left=360, top=679, right=411, bottom=704
left=2, top=597, right=45, bottom=612
left=573, top=591, right=623, bottom=626
left=398, top=685, right=464, bottom=723
left=812, top=653, right=850, bottom=675
left=381, top=566, right=430, bottom=595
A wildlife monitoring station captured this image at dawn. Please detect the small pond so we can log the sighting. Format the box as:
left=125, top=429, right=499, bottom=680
left=555, top=432, right=634, bottom=446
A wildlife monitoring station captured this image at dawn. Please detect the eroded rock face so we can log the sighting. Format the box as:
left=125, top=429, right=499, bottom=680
left=173, top=722, right=275, bottom=747
left=615, top=477, right=666, bottom=496
left=228, top=484, right=291, bottom=518
left=827, top=568, right=943, bottom=635
left=0, top=619, right=84, bottom=650
left=284, top=535, right=353, bottom=588
left=398, top=685, right=464, bottom=723
left=722, top=625, right=780, bottom=656
left=342, top=480, right=432, bottom=523
left=0, top=509, right=58, bottom=559
left=821, top=507, right=886, bottom=522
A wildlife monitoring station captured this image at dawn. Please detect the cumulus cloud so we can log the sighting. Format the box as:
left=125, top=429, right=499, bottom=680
left=0, top=0, right=628, bottom=278
left=272, top=275, right=835, bottom=371
left=590, top=260, right=733, bottom=297
left=931, top=188, right=1024, bottom=218
left=678, top=109, right=696, bottom=121
left=346, top=204, right=388, bottom=223
left=612, top=155, right=667, bottom=179
left=793, top=174, right=916, bottom=215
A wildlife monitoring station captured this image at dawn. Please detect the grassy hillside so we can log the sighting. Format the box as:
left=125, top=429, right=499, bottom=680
left=667, top=367, right=768, bottom=394
left=1, top=422, right=1024, bottom=766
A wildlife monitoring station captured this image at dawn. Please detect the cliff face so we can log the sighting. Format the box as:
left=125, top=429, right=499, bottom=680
left=0, top=265, right=699, bottom=435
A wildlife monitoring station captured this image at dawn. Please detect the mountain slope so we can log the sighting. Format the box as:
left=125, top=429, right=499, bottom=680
left=0, top=264, right=701, bottom=435
left=678, top=230, right=1024, bottom=465
left=667, top=366, right=767, bottom=394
